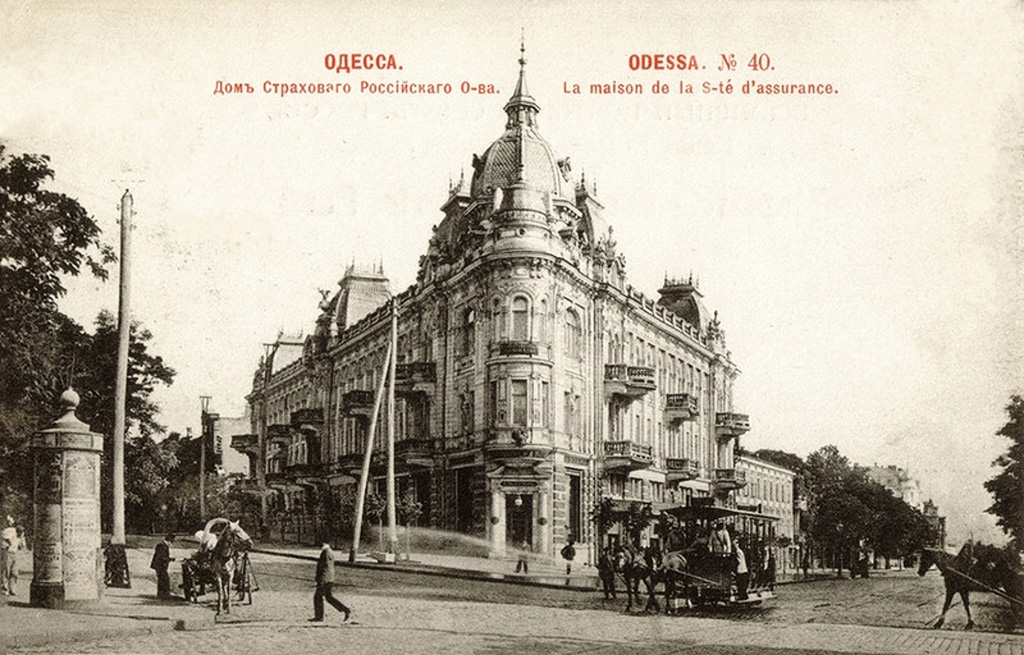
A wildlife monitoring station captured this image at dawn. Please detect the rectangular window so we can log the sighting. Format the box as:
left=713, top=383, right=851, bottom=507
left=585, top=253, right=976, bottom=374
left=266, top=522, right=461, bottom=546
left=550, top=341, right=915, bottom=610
left=489, top=381, right=499, bottom=426
left=511, top=379, right=528, bottom=426
left=541, top=382, right=550, bottom=428
left=568, top=472, right=582, bottom=540
left=456, top=468, right=474, bottom=533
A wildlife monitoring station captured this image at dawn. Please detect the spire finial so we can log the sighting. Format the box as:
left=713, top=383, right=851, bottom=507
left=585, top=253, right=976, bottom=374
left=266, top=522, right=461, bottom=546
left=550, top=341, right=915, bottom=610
left=504, top=32, right=539, bottom=128
left=519, top=29, right=526, bottom=70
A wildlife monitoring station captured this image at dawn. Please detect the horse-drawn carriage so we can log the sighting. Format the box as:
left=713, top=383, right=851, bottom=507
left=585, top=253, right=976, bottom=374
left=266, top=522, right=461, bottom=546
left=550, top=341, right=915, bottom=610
left=180, top=518, right=257, bottom=614
left=659, top=504, right=779, bottom=610
left=612, top=503, right=779, bottom=613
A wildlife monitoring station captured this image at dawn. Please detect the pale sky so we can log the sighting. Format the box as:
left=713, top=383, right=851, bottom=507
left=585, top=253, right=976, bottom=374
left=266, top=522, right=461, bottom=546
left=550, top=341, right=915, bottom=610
left=2, top=0, right=1021, bottom=545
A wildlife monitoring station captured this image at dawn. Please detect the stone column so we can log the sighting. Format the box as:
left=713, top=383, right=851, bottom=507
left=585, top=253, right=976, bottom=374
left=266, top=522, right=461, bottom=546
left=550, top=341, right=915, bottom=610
left=537, top=487, right=551, bottom=556
left=31, top=389, right=104, bottom=608
left=489, top=486, right=506, bottom=558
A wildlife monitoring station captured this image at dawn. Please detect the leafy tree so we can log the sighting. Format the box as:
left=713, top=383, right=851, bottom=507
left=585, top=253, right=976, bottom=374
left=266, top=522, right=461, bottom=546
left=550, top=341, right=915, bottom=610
left=398, top=490, right=422, bottom=560
left=0, top=146, right=114, bottom=521
left=124, top=434, right=178, bottom=532
left=985, top=395, right=1024, bottom=549
left=364, top=493, right=387, bottom=550
left=67, top=311, right=176, bottom=531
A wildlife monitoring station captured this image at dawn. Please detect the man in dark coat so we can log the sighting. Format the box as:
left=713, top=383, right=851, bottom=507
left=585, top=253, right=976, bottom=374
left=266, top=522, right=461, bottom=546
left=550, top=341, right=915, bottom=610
left=597, top=548, right=617, bottom=600
left=150, top=533, right=175, bottom=599
left=310, top=543, right=350, bottom=622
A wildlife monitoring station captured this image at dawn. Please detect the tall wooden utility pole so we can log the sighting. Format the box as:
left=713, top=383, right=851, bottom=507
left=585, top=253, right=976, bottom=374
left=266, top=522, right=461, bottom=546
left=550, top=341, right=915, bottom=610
left=349, top=338, right=392, bottom=563
left=106, top=189, right=132, bottom=587
left=199, top=396, right=211, bottom=518
left=386, top=303, right=399, bottom=554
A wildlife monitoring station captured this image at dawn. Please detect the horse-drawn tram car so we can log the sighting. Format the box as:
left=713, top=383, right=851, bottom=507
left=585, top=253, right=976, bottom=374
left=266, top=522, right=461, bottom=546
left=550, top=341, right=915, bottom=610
left=656, top=503, right=780, bottom=611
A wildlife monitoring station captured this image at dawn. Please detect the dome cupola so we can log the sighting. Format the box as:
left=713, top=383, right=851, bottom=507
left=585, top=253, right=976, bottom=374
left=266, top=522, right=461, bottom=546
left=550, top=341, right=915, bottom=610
left=469, top=43, right=571, bottom=204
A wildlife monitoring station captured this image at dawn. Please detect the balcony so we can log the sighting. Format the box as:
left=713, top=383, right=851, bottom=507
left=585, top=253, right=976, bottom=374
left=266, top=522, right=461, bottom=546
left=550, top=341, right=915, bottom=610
left=395, top=362, right=437, bottom=396
left=603, top=440, right=653, bottom=472
left=604, top=364, right=656, bottom=400
left=230, top=433, right=259, bottom=457
left=284, top=462, right=324, bottom=479
left=493, top=340, right=539, bottom=357
left=483, top=428, right=553, bottom=464
left=713, top=468, right=748, bottom=491
left=395, top=438, right=435, bottom=468
left=665, top=457, right=699, bottom=483
left=267, top=423, right=292, bottom=448
left=290, top=408, right=324, bottom=428
left=341, top=390, right=375, bottom=417
left=664, top=393, right=699, bottom=422
left=715, top=412, right=750, bottom=438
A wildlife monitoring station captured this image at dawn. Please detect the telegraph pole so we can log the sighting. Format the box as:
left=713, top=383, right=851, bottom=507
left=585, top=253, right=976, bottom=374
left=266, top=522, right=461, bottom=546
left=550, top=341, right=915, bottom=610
left=200, top=396, right=211, bottom=519
left=105, top=189, right=132, bottom=588
left=386, top=302, right=399, bottom=555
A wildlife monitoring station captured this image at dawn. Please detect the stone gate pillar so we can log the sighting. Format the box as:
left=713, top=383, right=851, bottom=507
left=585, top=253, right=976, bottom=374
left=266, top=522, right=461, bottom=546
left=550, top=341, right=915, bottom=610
left=30, top=389, right=104, bottom=608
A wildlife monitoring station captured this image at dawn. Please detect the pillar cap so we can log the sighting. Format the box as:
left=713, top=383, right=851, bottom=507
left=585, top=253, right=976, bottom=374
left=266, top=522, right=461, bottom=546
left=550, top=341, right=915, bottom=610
left=39, top=387, right=93, bottom=435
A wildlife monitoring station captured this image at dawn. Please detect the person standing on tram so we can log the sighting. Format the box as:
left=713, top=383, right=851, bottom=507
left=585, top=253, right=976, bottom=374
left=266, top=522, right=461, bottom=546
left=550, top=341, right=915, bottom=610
left=709, top=522, right=732, bottom=555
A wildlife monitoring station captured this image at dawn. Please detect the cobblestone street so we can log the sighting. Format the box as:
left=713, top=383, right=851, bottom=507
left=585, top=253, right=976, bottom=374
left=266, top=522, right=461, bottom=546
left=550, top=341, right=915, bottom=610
left=6, top=549, right=1022, bottom=654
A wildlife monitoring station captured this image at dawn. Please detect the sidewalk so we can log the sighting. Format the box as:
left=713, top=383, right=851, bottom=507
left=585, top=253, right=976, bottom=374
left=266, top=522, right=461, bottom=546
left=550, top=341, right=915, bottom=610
left=0, top=546, right=212, bottom=652
left=253, top=543, right=604, bottom=591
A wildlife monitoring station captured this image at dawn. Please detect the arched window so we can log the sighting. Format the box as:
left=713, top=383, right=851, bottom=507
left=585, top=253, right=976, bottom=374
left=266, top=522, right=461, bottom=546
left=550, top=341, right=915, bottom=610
left=462, top=308, right=475, bottom=356
left=565, top=308, right=581, bottom=358
left=511, top=296, right=529, bottom=340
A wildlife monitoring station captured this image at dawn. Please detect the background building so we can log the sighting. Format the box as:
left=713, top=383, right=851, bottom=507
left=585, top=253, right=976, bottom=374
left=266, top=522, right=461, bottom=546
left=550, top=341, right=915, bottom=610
left=866, top=465, right=924, bottom=511
left=233, top=55, right=752, bottom=561
left=734, top=454, right=796, bottom=570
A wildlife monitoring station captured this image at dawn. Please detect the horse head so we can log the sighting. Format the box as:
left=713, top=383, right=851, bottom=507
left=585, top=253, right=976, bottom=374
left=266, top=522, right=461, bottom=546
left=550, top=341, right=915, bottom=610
left=220, top=520, right=252, bottom=554
left=918, top=548, right=938, bottom=576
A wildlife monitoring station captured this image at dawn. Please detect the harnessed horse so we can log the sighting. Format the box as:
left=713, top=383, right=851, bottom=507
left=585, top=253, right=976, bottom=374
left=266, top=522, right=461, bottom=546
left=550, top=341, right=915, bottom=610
left=918, top=545, right=976, bottom=630
left=202, top=518, right=252, bottom=616
left=657, top=550, right=689, bottom=612
left=614, top=543, right=660, bottom=613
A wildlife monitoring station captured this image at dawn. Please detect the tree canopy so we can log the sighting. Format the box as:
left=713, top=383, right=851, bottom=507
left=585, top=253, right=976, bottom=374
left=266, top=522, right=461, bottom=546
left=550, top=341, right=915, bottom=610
left=0, top=147, right=173, bottom=532
left=985, top=395, right=1024, bottom=549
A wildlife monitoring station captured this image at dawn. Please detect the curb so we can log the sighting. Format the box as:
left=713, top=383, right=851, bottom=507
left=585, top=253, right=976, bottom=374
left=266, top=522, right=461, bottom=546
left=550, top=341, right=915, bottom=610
left=0, top=617, right=174, bottom=651
left=251, top=548, right=600, bottom=592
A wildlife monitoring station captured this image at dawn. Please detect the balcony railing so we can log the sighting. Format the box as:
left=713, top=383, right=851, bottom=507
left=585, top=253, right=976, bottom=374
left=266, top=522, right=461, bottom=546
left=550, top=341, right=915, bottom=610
left=290, top=407, right=324, bottom=427
left=603, top=440, right=653, bottom=471
left=494, top=340, right=539, bottom=356
left=483, top=428, right=553, bottom=462
left=713, top=468, right=748, bottom=490
left=395, top=362, right=437, bottom=383
left=665, top=457, right=699, bottom=483
left=664, top=393, right=699, bottom=422
left=284, top=462, right=323, bottom=478
left=267, top=423, right=291, bottom=447
left=395, top=438, right=435, bottom=468
left=394, top=362, right=437, bottom=397
left=230, top=433, right=259, bottom=456
left=341, top=390, right=375, bottom=416
left=715, top=412, right=750, bottom=437
left=604, top=364, right=656, bottom=400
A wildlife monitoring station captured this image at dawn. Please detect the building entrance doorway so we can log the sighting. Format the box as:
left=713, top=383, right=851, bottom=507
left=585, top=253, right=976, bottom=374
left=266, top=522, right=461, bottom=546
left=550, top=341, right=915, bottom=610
left=505, top=493, right=533, bottom=549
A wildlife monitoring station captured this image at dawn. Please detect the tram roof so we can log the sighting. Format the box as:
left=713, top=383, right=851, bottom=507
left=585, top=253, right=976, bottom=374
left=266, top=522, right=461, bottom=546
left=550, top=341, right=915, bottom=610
left=654, top=503, right=780, bottom=522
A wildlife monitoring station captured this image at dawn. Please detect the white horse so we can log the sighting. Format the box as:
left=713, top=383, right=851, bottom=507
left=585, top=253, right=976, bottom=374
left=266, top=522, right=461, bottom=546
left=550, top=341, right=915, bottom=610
left=201, top=518, right=252, bottom=616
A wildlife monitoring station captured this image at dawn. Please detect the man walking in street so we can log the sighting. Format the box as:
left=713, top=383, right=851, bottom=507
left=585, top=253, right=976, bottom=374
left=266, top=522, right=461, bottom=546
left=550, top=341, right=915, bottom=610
left=150, top=533, right=176, bottom=599
left=310, top=542, right=350, bottom=623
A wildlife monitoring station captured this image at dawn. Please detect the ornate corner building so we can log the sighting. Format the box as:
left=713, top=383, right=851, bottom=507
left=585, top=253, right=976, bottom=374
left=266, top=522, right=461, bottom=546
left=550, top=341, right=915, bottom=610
left=234, top=53, right=751, bottom=560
